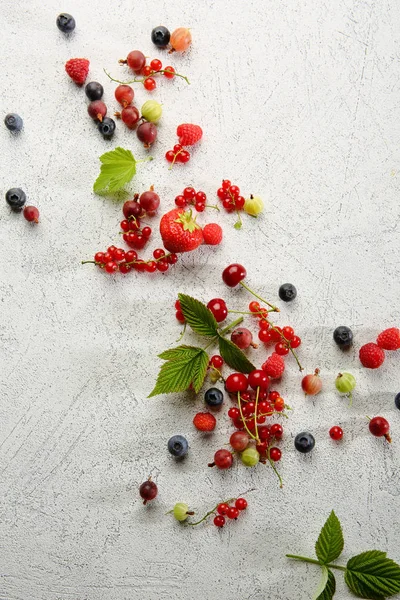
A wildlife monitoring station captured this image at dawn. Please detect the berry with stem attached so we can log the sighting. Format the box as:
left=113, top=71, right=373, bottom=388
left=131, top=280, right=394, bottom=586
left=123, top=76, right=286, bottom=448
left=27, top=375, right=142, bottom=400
left=227, top=506, right=240, bottom=519
left=143, top=77, right=156, bottom=91
left=368, top=416, right=391, bottom=442
left=214, top=515, right=225, bottom=527
left=207, top=298, right=228, bottom=322
left=125, top=50, right=146, bottom=72
left=140, top=188, right=160, bottom=213
left=235, top=498, right=248, bottom=510
left=211, top=449, right=233, bottom=469
left=173, top=502, right=193, bottom=521
left=269, top=447, right=282, bottom=462
left=137, top=122, right=157, bottom=147
left=88, top=100, right=107, bottom=121
left=164, top=66, right=175, bottom=78
left=115, top=84, right=134, bottom=107
left=335, top=372, right=356, bottom=403
left=241, top=447, right=260, bottom=467
left=118, top=105, right=140, bottom=129
left=222, top=264, right=278, bottom=311
left=170, top=27, right=192, bottom=52
left=225, top=373, right=248, bottom=393
left=139, top=479, right=158, bottom=504
left=141, top=100, right=162, bottom=122
left=231, top=327, right=256, bottom=350
left=23, top=206, right=39, bottom=223
left=301, top=369, right=322, bottom=396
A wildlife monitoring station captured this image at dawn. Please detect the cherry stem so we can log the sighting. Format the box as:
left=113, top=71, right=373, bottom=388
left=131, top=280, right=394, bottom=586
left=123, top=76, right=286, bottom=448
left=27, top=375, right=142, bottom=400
left=237, top=392, right=258, bottom=441
left=285, top=555, right=346, bottom=571
left=104, top=67, right=190, bottom=85
left=239, top=281, right=279, bottom=312
left=267, top=446, right=283, bottom=488
left=267, top=322, right=304, bottom=372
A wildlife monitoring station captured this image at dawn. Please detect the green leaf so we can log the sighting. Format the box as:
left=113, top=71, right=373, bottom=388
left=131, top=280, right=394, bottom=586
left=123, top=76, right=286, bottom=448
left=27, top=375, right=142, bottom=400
left=315, top=510, right=344, bottom=564
left=158, top=345, right=200, bottom=361
left=178, top=294, right=218, bottom=338
left=345, top=550, right=400, bottom=599
left=217, top=335, right=256, bottom=373
left=149, top=346, right=208, bottom=397
left=93, top=147, right=152, bottom=194
left=313, top=566, right=329, bottom=600
left=316, top=570, right=336, bottom=600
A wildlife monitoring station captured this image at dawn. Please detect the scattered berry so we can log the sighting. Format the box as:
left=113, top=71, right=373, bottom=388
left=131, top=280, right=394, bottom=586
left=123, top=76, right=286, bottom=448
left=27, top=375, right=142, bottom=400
left=193, top=412, right=216, bottom=432
left=167, top=435, right=189, bottom=457
left=120, top=105, right=140, bottom=129
left=150, top=58, right=162, bottom=71
left=203, top=223, right=223, bottom=245
left=231, top=327, right=255, bottom=350
left=376, top=328, right=400, bottom=350
left=143, top=77, right=156, bottom=91
left=164, top=66, right=175, bottom=79
left=115, top=84, right=134, bottom=107
left=269, top=447, right=282, bottom=462
left=262, top=353, right=285, bottom=379
left=244, top=195, right=263, bottom=216
left=173, top=502, right=190, bottom=521
left=212, top=449, right=233, bottom=469
left=85, top=81, right=103, bottom=101
left=333, top=326, right=353, bottom=348
left=278, top=283, right=297, bottom=302
left=369, top=416, right=391, bottom=442
left=4, top=113, right=23, bottom=132
left=210, top=355, right=223, bottom=369
left=88, top=100, right=107, bottom=121
left=329, top=426, right=343, bottom=440
left=177, top=123, right=203, bottom=146
left=301, top=369, right=322, bottom=395
left=98, top=117, right=116, bottom=138
left=56, top=13, right=76, bottom=33
left=235, top=498, right=248, bottom=510
left=160, top=208, right=203, bottom=253
left=217, top=503, right=230, bottom=515
left=294, top=432, right=315, bottom=454
left=170, top=27, right=192, bottom=52
left=359, top=343, right=385, bottom=369
left=139, top=188, right=160, bottom=213
left=5, top=188, right=26, bottom=211
left=126, top=50, right=146, bottom=73
left=151, top=26, right=171, bottom=47
left=230, top=431, right=249, bottom=451
left=335, top=372, right=356, bottom=397
left=141, top=100, right=162, bottom=122
left=139, top=479, right=158, bottom=504
left=204, top=388, right=224, bottom=409
left=65, top=58, right=89, bottom=85
left=137, top=121, right=157, bottom=147
left=23, top=206, right=39, bottom=223
left=240, top=446, right=260, bottom=467
left=207, top=298, right=228, bottom=322
left=214, top=515, right=225, bottom=527
left=222, top=263, right=246, bottom=287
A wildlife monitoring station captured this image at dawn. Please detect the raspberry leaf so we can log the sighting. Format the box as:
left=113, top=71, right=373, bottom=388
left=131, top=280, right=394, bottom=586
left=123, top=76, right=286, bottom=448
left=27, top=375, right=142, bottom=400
left=315, top=569, right=336, bottom=600
left=217, top=335, right=255, bottom=373
left=149, top=346, right=209, bottom=397
left=93, top=147, right=152, bottom=194
left=344, top=551, right=400, bottom=598
left=178, top=294, right=218, bottom=338
left=315, top=511, right=344, bottom=564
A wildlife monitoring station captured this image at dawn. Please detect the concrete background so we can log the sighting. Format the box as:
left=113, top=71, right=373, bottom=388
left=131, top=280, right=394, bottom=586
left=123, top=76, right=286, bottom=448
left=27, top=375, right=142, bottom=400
left=1, top=0, right=400, bottom=599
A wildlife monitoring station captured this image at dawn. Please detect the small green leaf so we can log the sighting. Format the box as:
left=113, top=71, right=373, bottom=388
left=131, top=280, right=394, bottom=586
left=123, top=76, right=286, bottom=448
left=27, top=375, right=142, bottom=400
left=315, top=510, right=344, bottom=564
left=93, top=147, right=152, bottom=194
left=149, top=347, right=208, bottom=397
left=345, top=550, right=400, bottom=599
left=158, top=345, right=200, bottom=361
left=218, top=335, right=256, bottom=373
left=316, top=570, right=336, bottom=600
left=178, top=294, right=218, bottom=338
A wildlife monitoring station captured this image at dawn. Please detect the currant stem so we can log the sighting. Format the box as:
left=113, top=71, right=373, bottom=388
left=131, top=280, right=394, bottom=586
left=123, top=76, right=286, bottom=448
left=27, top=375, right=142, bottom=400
left=267, top=446, right=283, bottom=488
left=237, top=392, right=257, bottom=441
left=285, top=555, right=346, bottom=571
left=186, top=488, right=255, bottom=526
left=104, top=67, right=190, bottom=85
left=254, top=387, right=261, bottom=443
left=267, top=322, right=304, bottom=371
left=168, top=149, right=183, bottom=170
left=205, top=204, right=220, bottom=211
left=239, top=281, right=279, bottom=312
left=81, top=260, right=99, bottom=265
left=234, top=211, right=243, bottom=229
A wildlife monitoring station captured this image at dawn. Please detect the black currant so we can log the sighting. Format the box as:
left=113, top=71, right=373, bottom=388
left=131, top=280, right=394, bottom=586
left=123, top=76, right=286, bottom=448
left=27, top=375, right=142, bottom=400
left=151, top=26, right=171, bottom=47
left=204, top=388, right=224, bottom=409
left=85, top=81, right=104, bottom=101
left=333, top=326, right=353, bottom=348
left=98, top=117, right=116, bottom=138
left=56, top=13, right=76, bottom=33
left=279, top=283, right=297, bottom=302
left=294, top=432, right=315, bottom=453
left=5, top=188, right=26, bottom=211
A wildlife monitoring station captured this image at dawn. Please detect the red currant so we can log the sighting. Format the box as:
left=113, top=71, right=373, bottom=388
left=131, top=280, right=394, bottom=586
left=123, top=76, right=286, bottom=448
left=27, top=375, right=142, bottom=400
left=259, top=329, right=273, bottom=343
left=146, top=261, right=157, bottom=273
left=178, top=150, right=190, bottom=163
left=94, top=252, right=105, bottom=263
left=125, top=250, right=138, bottom=263
left=275, top=342, right=289, bottom=356
left=195, top=191, right=207, bottom=202
left=291, top=335, right=302, bottom=348
left=150, top=58, right=162, bottom=71
left=329, top=426, right=343, bottom=440
left=113, top=248, right=125, bottom=261
left=217, top=187, right=227, bottom=200
left=175, top=195, right=187, bottom=207
left=249, top=301, right=260, bottom=313
left=165, top=150, right=175, bottom=163
left=142, top=65, right=152, bottom=76
left=268, top=391, right=280, bottom=401
left=142, top=226, right=152, bottom=238
left=183, top=186, right=196, bottom=200
left=270, top=423, right=283, bottom=438
left=167, top=253, right=178, bottom=264
left=105, top=261, right=118, bottom=273
left=210, top=355, right=223, bottom=369
left=143, top=77, right=156, bottom=91
left=214, top=515, right=225, bottom=527
left=195, top=202, right=205, bottom=212
left=174, top=144, right=183, bottom=153
left=163, top=66, right=175, bottom=79
left=282, top=326, right=295, bottom=340
left=119, top=262, right=131, bottom=274
left=207, top=298, right=228, bottom=322
left=258, top=426, right=271, bottom=440
left=259, top=319, right=269, bottom=330
left=235, top=196, right=245, bottom=209
left=217, top=503, right=229, bottom=515
left=229, top=185, right=240, bottom=197
left=235, top=498, right=247, bottom=511
left=120, top=219, right=130, bottom=232
left=157, top=260, right=169, bottom=272
left=225, top=373, right=248, bottom=393
left=274, top=397, right=285, bottom=412
left=228, top=407, right=240, bottom=419
left=226, top=506, right=240, bottom=519
left=269, top=447, right=282, bottom=462
left=153, top=248, right=165, bottom=259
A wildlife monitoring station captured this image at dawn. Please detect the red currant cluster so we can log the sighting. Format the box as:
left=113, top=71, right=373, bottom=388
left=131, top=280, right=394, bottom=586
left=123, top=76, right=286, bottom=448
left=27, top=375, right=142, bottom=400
left=92, top=246, right=177, bottom=274
left=174, top=187, right=209, bottom=212
left=217, top=179, right=245, bottom=212
left=165, top=144, right=191, bottom=167
left=213, top=497, right=247, bottom=528
left=120, top=51, right=180, bottom=91
left=250, top=301, right=302, bottom=354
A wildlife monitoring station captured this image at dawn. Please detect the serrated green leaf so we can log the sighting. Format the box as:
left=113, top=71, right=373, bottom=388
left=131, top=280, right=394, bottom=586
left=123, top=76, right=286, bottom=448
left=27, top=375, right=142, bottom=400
left=158, top=345, right=200, bottom=361
left=315, top=511, right=344, bottom=565
left=316, top=570, right=336, bottom=600
left=313, top=566, right=329, bottom=600
left=218, top=335, right=256, bottom=373
left=149, top=347, right=208, bottom=397
left=93, top=147, right=152, bottom=194
left=345, top=550, right=400, bottom=599
left=178, top=294, right=218, bottom=338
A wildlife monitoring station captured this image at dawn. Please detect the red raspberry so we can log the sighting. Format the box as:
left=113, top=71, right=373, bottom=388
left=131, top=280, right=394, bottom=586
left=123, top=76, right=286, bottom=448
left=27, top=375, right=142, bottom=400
left=193, top=412, right=216, bottom=432
left=203, top=223, right=223, bottom=245
left=376, top=328, right=400, bottom=351
left=359, top=343, right=385, bottom=369
left=65, top=58, right=90, bottom=85
left=177, top=123, right=203, bottom=146
left=261, top=353, right=285, bottom=379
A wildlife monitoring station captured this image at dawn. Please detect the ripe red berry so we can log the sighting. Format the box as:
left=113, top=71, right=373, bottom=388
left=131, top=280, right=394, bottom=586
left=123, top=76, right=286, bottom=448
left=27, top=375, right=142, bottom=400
left=369, top=416, right=391, bottom=441
left=177, top=123, right=203, bottom=146
left=163, top=66, right=175, bottom=79
left=259, top=329, right=273, bottom=342
left=88, top=100, right=107, bottom=121
left=230, top=431, right=249, bottom=451
left=142, top=226, right=152, bottom=238
left=176, top=310, right=185, bottom=323
left=126, top=50, right=146, bottom=73
left=121, top=105, right=140, bottom=129
left=329, top=426, right=343, bottom=440
left=143, top=77, right=156, bottom=91
left=123, top=200, right=141, bottom=219
left=228, top=407, right=240, bottom=419
left=165, top=150, right=175, bottom=163
left=167, top=253, right=178, bottom=264
left=105, top=261, right=118, bottom=273
left=157, top=260, right=169, bottom=272
left=175, top=195, right=187, bottom=207
left=376, top=328, right=400, bottom=351
left=119, top=262, right=131, bottom=274
left=193, top=412, right=216, bottom=432
left=274, top=397, right=285, bottom=412
left=270, top=423, right=283, bottom=438
left=115, top=84, right=134, bottom=107
left=258, top=425, right=271, bottom=441
left=23, top=205, right=39, bottom=223
left=153, top=248, right=165, bottom=259
left=113, top=248, right=125, bottom=261
left=214, top=515, right=225, bottom=527
left=275, top=342, right=289, bottom=356
left=65, top=58, right=90, bottom=85
left=150, top=58, right=162, bottom=71
left=210, top=355, right=223, bottom=369
left=125, top=250, right=138, bottom=262
left=222, top=263, right=247, bottom=287
left=301, top=369, right=322, bottom=395
left=359, top=343, right=385, bottom=369
left=282, top=326, right=295, bottom=340
left=94, top=252, right=105, bottom=263
left=291, top=335, right=302, bottom=348
left=222, top=179, right=231, bottom=191
left=146, top=261, right=157, bottom=273
left=227, top=506, right=240, bottom=519
left=248, top=370, right=270, bottom=390
left=225, top=373, right=248, bottom=393
left=207, top=298, right=228, bottom=322
left=139, top=479, right=158, bottom=504
left=213, top=449, right=233, bottom=469
left=203, top=223, right=223, bottom=245
left=269, top=447, right=282, bottom=462
left=178, top=149, right=191, bottom=163
left=249, top=301, right=260, bottom=313
left=217, top=503, right=229, bottom=515
left=235, top=498, right=247, bottom=511
left=183, top=186, right=196, bottom=200
left=262, top=353, right=285, bottom=379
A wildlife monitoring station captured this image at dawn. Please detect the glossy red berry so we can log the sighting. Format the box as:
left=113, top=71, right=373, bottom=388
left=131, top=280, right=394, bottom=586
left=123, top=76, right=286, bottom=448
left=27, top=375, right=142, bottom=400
left=249, top=301, right=260, bottom=313
left=105, top=261, right=118, bottom=273
left=269, top=447, right=282, bottom=462
left=291, top=335, right=302, bottom=348
left=222, top=179, right=231, bottom=191
left=210, top=355, right=223, bottom=369
left=164, top=66, right=175, bottom=79
left=125, top=250, right=138, bottom=263
left=275, top=342, right=289, bottom=356
left=258, top=425, right=271, bottom=441
left=207, top=298, right=228, bottom=322
left=119, top=262, right=131, bottom=274
left=369, top=416, right=391, bottom=440
left=142, top=65, right=152, bottom=77
left=329, top=426, right=343, bottom=440
left=167, top=253, right=178, bottom=264
left=115, top=84, right=134, bottom=107
left=248, top=369, right=270, bottom=390
left=23, top=206, right=39, bottom=223
left=94, top=252, right=105, bottom=263
left=153, top=248, right=165, bottom=259
left=183, top=186, right=196, bottom=200
left=259, top=329, right=273, bottom=342
left=222, top=264, right=247, bottom=287
left=228, top=407, right=240, bottom=419
left=214, top=515, right=225, bottom=527
left=274, top=397, right=285, bottom=412
left=143, top=77, right=156, bottom=91
left=139, top=479, right=158, bottom=504
left=225, top=373, right=248, bottom=393
left=229, top=431, right=249, bottom=451
left=235, top=498, right=247, bottom=511
left=217, top=503, right=229, bottom=515
left=227, top=506, right=240, bottom=519
left=282, top=326, right=295, bottom=340
left=213, top=449, right=233, bottom=469
left=157, top=260, right=169, bottom=272
left=270, top=423, right=283, bottom=438
left=150, top=58, right=162, bottom=71
left=178, top=150, right=191, bottom=163
left=175, top=194, right=187, bottom=207
left=165, top=150, right=175, bottom=162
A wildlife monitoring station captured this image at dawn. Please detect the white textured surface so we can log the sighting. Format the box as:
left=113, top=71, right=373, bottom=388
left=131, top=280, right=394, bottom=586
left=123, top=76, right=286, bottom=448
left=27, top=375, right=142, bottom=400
left=1, top=1, right=400, bottom=599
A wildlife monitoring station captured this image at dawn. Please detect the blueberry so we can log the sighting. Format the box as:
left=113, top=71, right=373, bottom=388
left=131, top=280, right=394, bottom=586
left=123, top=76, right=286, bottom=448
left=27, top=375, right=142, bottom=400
left=98, top=117, right=115, bottom=138
left=279, top=283, right=297, bottom=302
left=294, top=431, right=315, bottom=453
left=204, top=387, right=224, bottom=409
left=4, top=113, right=23, bottom=132
left=395, top=393, right=400, bottom=410
left=333, top=326, right=353, bottom=348
left=5, top=188, right=26, bottom=211
left=85, top=81, right=104, bottom=101
left=56, top=13, right=76, bottom=33
left=151, top=26, right=171, bottom=47
left=167, top=435, right=188, bottom=457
